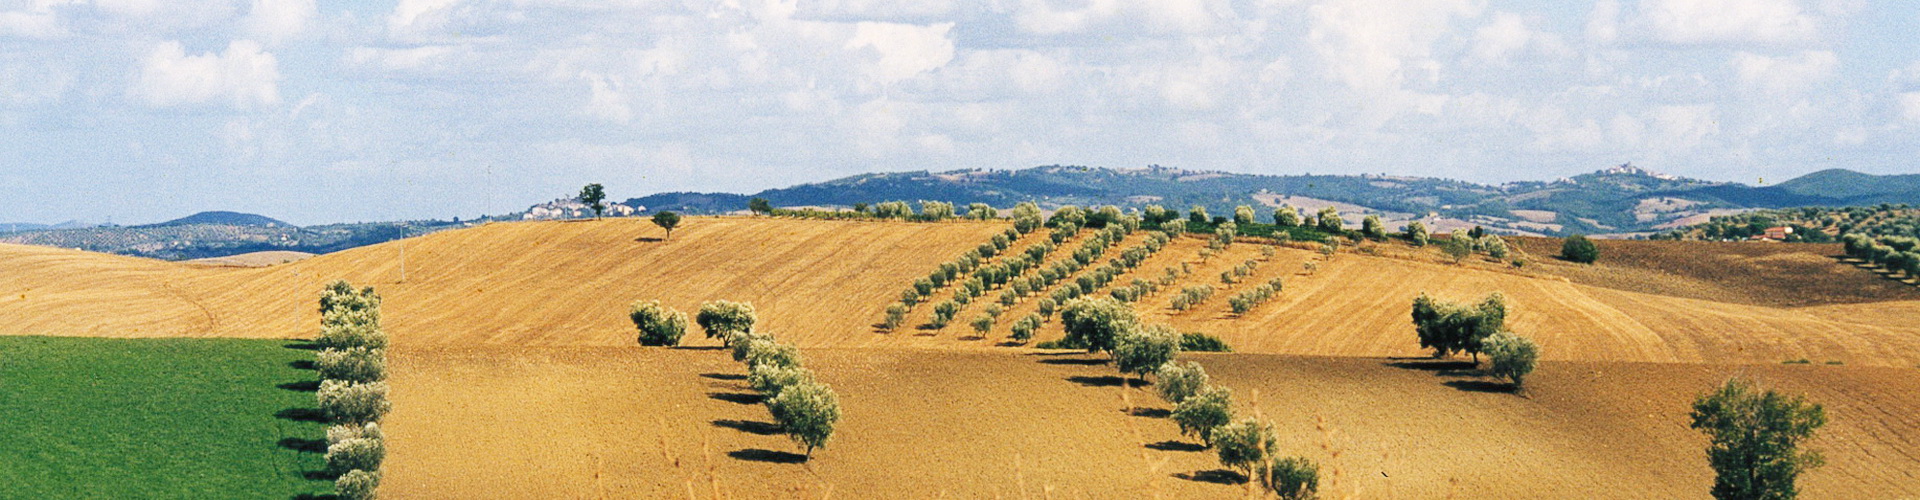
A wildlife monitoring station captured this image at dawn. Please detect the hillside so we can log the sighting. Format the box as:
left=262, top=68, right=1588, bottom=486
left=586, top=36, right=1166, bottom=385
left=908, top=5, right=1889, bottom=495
left=615, top=165, right=1920, bottom=237
left=4, top=217, right=1919, bottom=367
left=381, top=346, right=1920, bottom=498
left=0, top=219, right=465, bottom=261
left=143, top=211, right=290, bottom=228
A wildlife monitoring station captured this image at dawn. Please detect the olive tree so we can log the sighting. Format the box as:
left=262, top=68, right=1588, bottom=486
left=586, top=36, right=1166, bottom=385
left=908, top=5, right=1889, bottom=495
left=919, top=200, right=956, bottom=220
left=1561, top=234, right=1599, bottom=263
left=1188, top=205, right=1210, bottom=225
left=748, top=197, right=773, bottom=215
left=1483, top=331, right=1539, bottom=389
left=1154, top=361, right=1209, bottom=404
left=1214, top=221, right=1237, bottom=248
left=1214, top=417, right=1279, bottom=481
left=651, top=211, right=682, bottom=239
left=970, top=313, right=994, bottom=336
left=336, top=469, right=380, bottom=500
left=1059, top=297, right=1139, bottom=355
left=1273, top=206, right=1301, bottom=227
left=1315, top=207, right=1342, bottom=233
left=931, top=300, right=961, bottom=328
left=318, top=380, right=391, bottom=424
left=1233, top=205, right=1256, bottom=225
left=1036, top=298, right=1057, bottom=320
left=745, top=340, right=802, bottom=370
left=1404, top=221, right=1430, bottom=246
left=1113, top=324, right=1181, bottom=382
left=749, top=364, right=815, bottom=398
left=1172, top=386, right=1233, bottom=446
left=1262, top=456, right=1321, bottom=499
left=1361, top=215, right=1386, bottom=239
left=881, top=304, right=908, bottom=332
left=326, top=433, right=386, bottom=475
left=630, top=300, right=689, bottom=346
left=1480, top=235, right=1509, bottom=259
left=1442, top=232, right=1473, bottom=263
left=967, top=203, right=998, bottom=220
left=317, top=347, right=388, bottom=383
left=1689, top=379, right=1827, bottom=500
left=767, top=381, right=842, bottom=458
left=1010, top=314, right=1042, bottom=342
left=696, top=300, right=757, bottom=341
left=1410, top=292, right=1509, bottom=363
left=1011, top=202, right=1044, bottom=233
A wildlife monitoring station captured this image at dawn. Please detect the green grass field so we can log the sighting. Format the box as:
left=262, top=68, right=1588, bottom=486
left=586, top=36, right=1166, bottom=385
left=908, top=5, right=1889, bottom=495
left=0, top=336, right=330, bottom=499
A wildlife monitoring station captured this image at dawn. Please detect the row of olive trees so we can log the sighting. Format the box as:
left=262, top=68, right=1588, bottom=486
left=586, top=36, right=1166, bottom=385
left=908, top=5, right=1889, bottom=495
left=315, top=281, right=390, bottom=500
left=1227, top=278, right=1285, bottom=315
left=1058, top=297, right=1320, bottom=498
left=1041, top=228, right=1169, bottom=310
left=1170, top=284, right=1215, bottom=311
left=1219, top=258, right=1260, bottom=285
left=1842, top=233, right=1920, bottom=280
left=895, top=226, right=1044, bottom=330
left=1408, top=292, right=1540, bottom=389
left=631, top=300, right=843, bottom=459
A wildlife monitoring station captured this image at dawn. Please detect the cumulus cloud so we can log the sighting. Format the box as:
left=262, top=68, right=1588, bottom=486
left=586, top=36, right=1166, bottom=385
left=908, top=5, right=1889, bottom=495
left=1472, top=12, right=1570, bottom=64
left=844, top=21, right=955, bottom=85
left=1731, top=50, right=1836, bottom=95
left=1639, top=0, right=1821, bottom=45
left=130, top=40, right=281, bottom=109
left=241, top=0, right=316, bottom=45
left=1901, top=93, right=1920, bottom=123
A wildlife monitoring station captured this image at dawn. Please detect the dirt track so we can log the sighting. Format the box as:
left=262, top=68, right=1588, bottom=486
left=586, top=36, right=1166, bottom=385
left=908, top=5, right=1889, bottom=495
left=381, top=346, right=1920, bottom=499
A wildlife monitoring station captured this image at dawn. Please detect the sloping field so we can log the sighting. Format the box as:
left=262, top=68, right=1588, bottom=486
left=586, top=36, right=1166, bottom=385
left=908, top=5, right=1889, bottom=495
left=5, top=218, right=1920, bottom=366
left=0, top=217, right=1007, bottom=346
left=381, top=346, right=1920, bottom=498
left=1507, top=237, right=1919, bottom=307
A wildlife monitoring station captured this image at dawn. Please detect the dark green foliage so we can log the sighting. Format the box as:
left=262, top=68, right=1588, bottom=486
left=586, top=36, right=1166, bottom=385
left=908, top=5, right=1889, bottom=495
left=1690, top=379, right=1827, bottom=500
left=579, top=183, right=607, bottom=218
left=767, top=381, right=841, bottom=458
left=1154, top=361, right=1209, bottom=404
left=881, top=304, right=908, bottom=332
left=1561, top=234, right=1599, bottom=263
left=1010, top=314, right=1041, bottom=342
left=749, top=197, right=773, bottom=215
left=1213, top=418, right=1279, bottom=479
left=1410, top=292, right=1508, bottom=362
left=630, top=300, right=689, bottom=346
left=1172, top=386, right=1234, bottom=446
left=1059, top=297, right=1138, bottom=354
left=1483, top=331, right=1539, bottom=388
left=651, top=211, right=682, bottom=238
left=1179, top=332, right=1233, bottom=352
left=931, top=300, right=960, bottom=329
left=1442, top=234, right=1473, bottom=263
left=1113, top=324, right=1181, bottom=379
left=696, top=300, right=757, bottom=340
left=1261, top=456, right=1321, bottom=499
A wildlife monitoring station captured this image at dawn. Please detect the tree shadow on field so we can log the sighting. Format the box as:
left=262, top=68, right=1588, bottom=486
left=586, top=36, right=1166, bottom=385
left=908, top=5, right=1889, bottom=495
left=283, top=341, right=323, bottom=351
left=1174, top=469, right=1245, bottom=485
left=291, top=494, right=339, bottom=500
left=1146, top=440, right=1207, bottom=452
left=673, top=346, right=728, bottom=351
left=275, top=408, right=328, bottom=422
left=278, top=380, right=321, bottom=392
left=709, top=392, right=765, bottom=404
left=288, top=360, right=317, bottom=370
left=1381, top=359, right=1477, bottom=372
left=1023, top=351, right=1083, bottom=356
left=278, top=437, right=327, bottom=453
left=996, top=341, right=1028, bottom=347
left=712, top=419, right=784, bottom=435
left=1039, top=358, right=1109, bottom=366
left=634, top=237, right=665, bottom=243
left=700, top=373, right=748, bottom=381
left=728, top=448, right=809, bottom=464
left=1443, top=380, right=1518, bottom=394
left=1067, top=375, right=1147, bottom=388
left=1128, top=407, right=1172, bottom=418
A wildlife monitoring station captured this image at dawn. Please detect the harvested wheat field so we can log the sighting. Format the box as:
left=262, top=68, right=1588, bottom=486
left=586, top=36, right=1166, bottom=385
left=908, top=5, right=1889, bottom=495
left=381, top=346, right=1920, bottom=499
left=6, top=218, right=1920, bottom=498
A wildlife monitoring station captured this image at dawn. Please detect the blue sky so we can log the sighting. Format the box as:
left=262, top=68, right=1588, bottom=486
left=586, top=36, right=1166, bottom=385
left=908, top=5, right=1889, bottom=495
left=2, top=0, right=1917, bottom=225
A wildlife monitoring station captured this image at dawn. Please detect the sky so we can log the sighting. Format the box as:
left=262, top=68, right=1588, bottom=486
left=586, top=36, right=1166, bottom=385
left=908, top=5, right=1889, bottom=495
left=2, top=0, right=1918, bottom=225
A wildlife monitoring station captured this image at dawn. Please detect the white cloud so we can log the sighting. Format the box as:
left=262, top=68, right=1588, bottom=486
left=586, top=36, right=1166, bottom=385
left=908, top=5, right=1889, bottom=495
left=1900, top=93, right=1920, bottom=123
left=1306, top=0, right=1479, bottom=125
left=1586, top=0, right=1620, bottom=44
left=1648, top=104, right=1718, bottom=151
left=0, top=8, right=65, bottom=39
left=1011, top=0, right=1227, bottom=35
left=843, top=21, right=955, bottom=85
left=1731, top=50, right=1836, bottom=95
left=1639, top=0, right=1820, bottom=45
left=241, top=0, right=316, bottom=46
left=1472, top=12, right=1569, bottom=64
left=388, top=0, right=462, bottom=38
left=582, top=71, right=632, bottom=124
left=130, top=40, right=281, bottom=109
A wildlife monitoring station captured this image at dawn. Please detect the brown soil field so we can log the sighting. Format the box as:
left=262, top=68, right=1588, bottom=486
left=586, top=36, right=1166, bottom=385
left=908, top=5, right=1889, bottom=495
left=1507, top=237, right=1920, bottom=307
left=187, top=250, right=316, bottom=267
left=383, top=346, right=1920, bottom=499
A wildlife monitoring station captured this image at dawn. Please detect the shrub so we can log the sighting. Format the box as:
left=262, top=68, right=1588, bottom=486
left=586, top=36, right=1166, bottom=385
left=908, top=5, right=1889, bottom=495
left=728, top=331, right=772, bottom=362
left=317, top=347, right=388, bottom=383
left=1180, top=332, right=1233, bottom=352
left=696, top=301, right=757, bottom=340
left=326, top=435, right=386, bottom=475
left=1411, top=292, right=1508, bottom=362
left=1262, top=456, right=1321, bottom=499
left=881, top=304, right=908, bottom=332
left=1155, top=361, right=1209, bottom=404
left=1172, top=386, right=1234, bottom=446
left=1010, top=314, right=1041, bottom=342
left=317, top=380, right=390, bottom=424
left=1362, top=215, right=1386, bottom=239
left=1213, top=417, right=1279, bottom=479
left=931, top=300, right=961, bottom=328
left=630, top=300, right=689, bottom=346
left=745, top=339, right=802, bottom=370
left=748, top=364, right=815, bottom=398
left=1690, top=378, right=1827, bottom=500
left=1059, top=297, right=1138, bottom=354
left=316, top=321, right=388, bottom=351
left=1561, top=234, right=1599, bottom=263
left=1483, top=331, right=1540, bottom=388
left=327, top=423, right=383, bottom=447
left=1404, top=221, right=1430, bottom=246
left=767, top=381, right=842, bottom=458
left=1114, top=324, right=1181, bottom=380
left=335, top=469, right=380, bottom=500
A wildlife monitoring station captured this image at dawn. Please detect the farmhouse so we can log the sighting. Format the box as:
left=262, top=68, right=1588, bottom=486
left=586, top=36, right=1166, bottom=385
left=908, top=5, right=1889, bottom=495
left=1752, top=226, right=1793, bottom=241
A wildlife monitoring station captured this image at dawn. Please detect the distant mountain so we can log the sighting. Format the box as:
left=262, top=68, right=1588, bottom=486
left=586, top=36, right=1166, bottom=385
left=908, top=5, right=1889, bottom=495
left=610, top=164, right=1920, bottom=237
left=0, top=220, right=96, bottom=234
left=142, top=211, right=290, bottom=228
